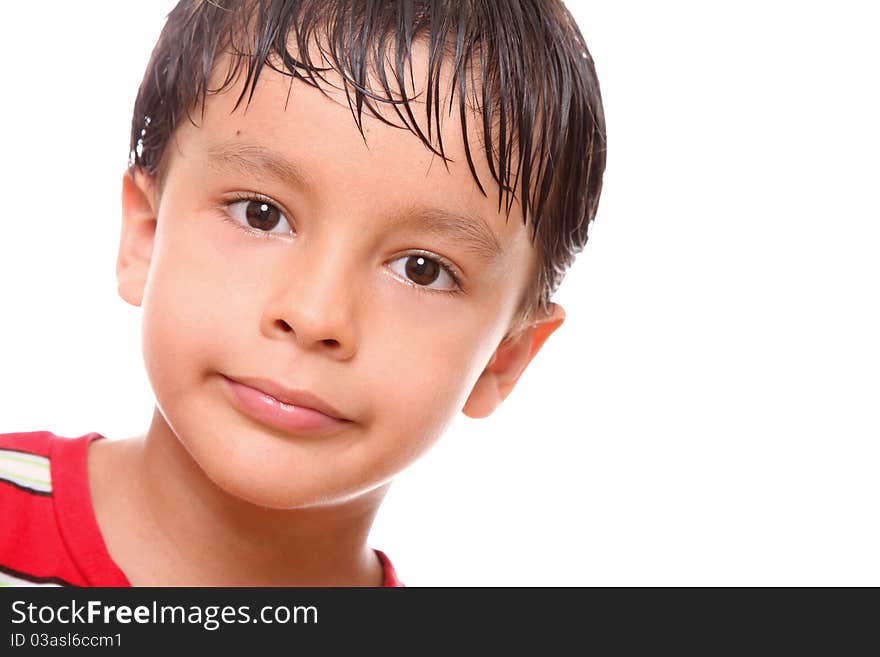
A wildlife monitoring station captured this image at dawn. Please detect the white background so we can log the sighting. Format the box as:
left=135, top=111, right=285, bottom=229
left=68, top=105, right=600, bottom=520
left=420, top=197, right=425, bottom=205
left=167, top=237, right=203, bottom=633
left=1, top=1, right=877, bottom=585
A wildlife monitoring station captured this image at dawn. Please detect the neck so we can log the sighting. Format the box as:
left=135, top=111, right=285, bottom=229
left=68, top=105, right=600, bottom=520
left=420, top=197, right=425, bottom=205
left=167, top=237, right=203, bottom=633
left=99, top=407, right=389, bottom=586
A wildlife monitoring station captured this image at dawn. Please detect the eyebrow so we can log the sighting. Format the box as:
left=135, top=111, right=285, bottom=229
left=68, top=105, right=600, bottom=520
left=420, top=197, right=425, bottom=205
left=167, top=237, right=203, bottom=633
left=390, top=207, right=504, bottom=263
left=206, top=141, right=313, bottom=188
left=205, top=141, right=504, bottom=262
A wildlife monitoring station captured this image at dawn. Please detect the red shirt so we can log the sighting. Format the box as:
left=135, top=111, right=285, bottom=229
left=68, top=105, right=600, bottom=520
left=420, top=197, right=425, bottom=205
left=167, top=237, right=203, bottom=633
left=0, top=431, right=402, bottom=587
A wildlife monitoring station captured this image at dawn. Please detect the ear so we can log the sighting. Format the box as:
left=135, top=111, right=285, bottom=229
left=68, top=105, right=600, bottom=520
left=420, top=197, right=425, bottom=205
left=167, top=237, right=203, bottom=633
left=117, top=169, right=159, bottom=307
left=462, top=303, right=566, bottom=419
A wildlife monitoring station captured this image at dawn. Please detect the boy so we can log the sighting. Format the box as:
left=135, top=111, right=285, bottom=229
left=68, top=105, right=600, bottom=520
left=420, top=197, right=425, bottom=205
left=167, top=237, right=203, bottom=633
left=0, top=0, right=605, bottom=586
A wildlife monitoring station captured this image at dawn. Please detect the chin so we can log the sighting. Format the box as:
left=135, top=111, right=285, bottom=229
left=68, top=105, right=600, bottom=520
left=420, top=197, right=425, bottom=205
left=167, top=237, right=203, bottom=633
left=187, top=436, right=378, bottom=511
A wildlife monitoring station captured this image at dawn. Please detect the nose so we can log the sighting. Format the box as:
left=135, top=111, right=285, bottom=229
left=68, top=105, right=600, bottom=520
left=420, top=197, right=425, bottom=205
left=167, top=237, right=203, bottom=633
left=260, top=234, right=359, bottom=360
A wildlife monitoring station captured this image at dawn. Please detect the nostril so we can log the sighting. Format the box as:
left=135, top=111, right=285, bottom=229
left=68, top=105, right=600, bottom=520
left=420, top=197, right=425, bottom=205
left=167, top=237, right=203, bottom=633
left=275, top=320, right=339, bottom=347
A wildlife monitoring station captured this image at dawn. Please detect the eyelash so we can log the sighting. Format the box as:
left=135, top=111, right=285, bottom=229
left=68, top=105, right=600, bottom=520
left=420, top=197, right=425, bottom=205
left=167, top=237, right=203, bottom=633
left=220, top=192, right=293, bottom=238
left=395, top=251, right=464, bottom=297
left=217, top=193, right=465, bottom=296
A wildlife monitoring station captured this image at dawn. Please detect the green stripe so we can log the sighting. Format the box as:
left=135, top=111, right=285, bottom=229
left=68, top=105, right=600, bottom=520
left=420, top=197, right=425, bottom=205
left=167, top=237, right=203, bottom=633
left=0, top=468, right=50, bottom=488
left=0, top=451, right=49, bottom=469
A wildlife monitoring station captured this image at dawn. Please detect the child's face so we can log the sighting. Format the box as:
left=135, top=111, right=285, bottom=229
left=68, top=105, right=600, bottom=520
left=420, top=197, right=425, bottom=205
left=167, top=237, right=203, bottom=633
left=118, top=53, right=564, bottom=508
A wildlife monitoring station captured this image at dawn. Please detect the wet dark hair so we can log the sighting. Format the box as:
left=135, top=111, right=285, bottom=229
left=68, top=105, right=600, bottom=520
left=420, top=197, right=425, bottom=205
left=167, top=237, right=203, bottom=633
left=129, top=0, right=606, bottom=335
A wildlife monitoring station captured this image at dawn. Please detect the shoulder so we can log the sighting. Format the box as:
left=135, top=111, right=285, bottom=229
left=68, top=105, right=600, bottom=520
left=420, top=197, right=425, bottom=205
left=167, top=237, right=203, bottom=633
left=0, top=430, right=102, bottom=586
left=0, top=431, right=56, bottom=496
left=0, top=430, right=54, bottom=459
left=0, top=430, right=101, bottom=494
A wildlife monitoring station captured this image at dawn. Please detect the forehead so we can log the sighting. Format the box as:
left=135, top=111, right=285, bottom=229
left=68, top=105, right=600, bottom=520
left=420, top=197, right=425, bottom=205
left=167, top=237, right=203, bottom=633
left=164, top=47, right=537, bottom=269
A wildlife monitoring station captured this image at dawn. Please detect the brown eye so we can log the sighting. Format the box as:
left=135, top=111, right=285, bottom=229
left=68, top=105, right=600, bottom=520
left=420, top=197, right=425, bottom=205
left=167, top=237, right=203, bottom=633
left=405, top=256, right=440, bottom=286
left=388, top=253, right=459, bottom=293
left=225, top=197, right=293, bottom=235
left=245, top=200, right=281, bottom=230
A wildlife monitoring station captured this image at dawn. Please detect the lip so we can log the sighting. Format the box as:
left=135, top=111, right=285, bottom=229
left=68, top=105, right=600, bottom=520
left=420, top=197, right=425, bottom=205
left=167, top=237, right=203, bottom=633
left=221, top=375, right=352, bottom=433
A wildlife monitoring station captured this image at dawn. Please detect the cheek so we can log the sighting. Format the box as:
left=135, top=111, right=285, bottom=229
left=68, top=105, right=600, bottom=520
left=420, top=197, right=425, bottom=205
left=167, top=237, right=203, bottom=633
left=363, top=302, right=493, bottom=437
left=140, top=222, right=257, bottom=385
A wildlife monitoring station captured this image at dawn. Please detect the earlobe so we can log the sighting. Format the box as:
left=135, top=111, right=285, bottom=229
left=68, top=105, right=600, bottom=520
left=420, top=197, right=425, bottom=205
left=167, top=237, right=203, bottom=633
left=462, top=303, right=566, bottom=419
left=117, top=169, right=159, bottom=308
